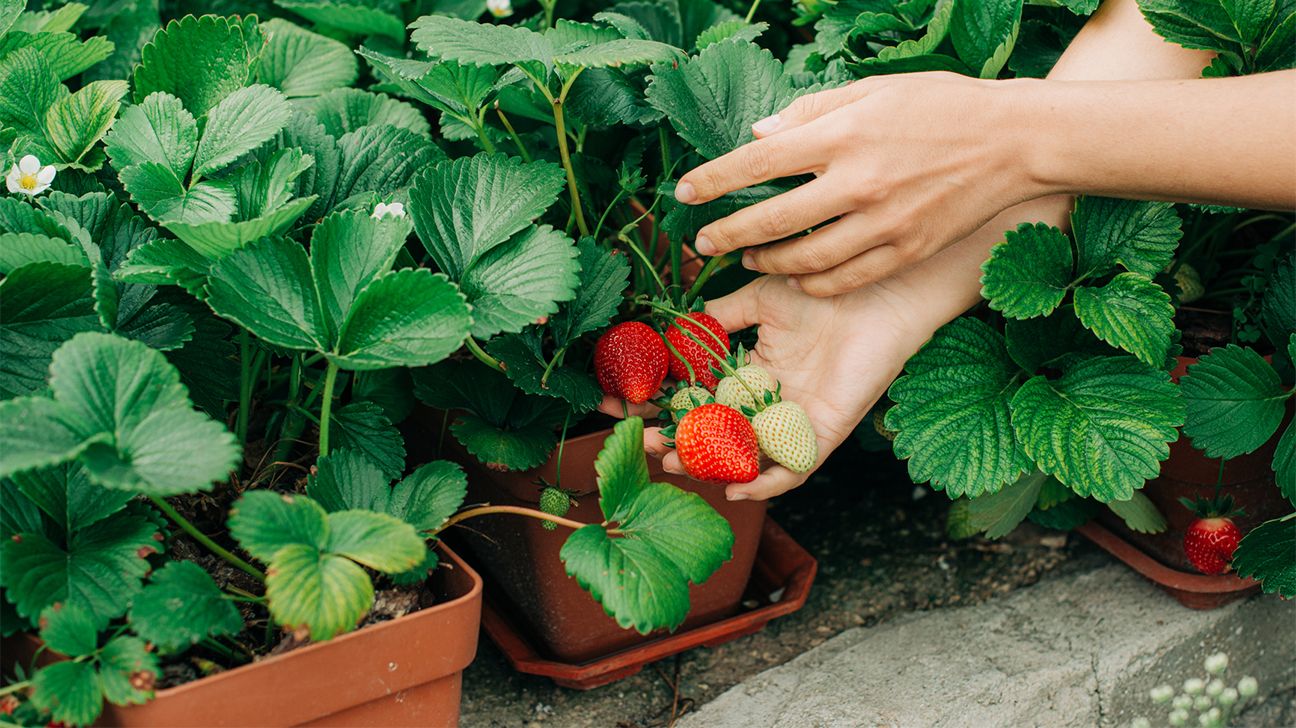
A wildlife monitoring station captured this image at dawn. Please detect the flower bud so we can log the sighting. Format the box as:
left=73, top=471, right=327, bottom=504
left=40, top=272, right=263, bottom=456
left=1131, top=717, right=1151, bottom=728
left=1184, top=678, right=1205, bottom=695
left=1218, top=687, right=1239, bottom=706
left=1206, top=679, right=1224, bottom=697
left=1193, top=695, right=1212, bottom=711
left=1173, top=694, right=1193, bottom=710
left=1169, top=709, right=1189, bottom=726
left=1204, top=652, right=1229, bottom=675
left=1237, top=676, right=1258, bottom=697
left=1150, top=685, right=1175, bottom=703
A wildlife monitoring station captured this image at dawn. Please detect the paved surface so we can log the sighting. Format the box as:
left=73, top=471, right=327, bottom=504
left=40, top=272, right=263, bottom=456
left=676, top=564, right=1296, bottom=728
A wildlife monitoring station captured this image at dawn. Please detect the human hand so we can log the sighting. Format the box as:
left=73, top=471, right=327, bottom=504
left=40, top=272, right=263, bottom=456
left=674, top=72, right=1039, bottom=297
left=600, top=274, right=928, bottom=501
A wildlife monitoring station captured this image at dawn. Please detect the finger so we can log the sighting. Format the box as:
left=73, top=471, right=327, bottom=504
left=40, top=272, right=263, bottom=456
left=695, top=178, right=855, bottom=256
left=725, top=468, right=808, bottom=501
left=752, top=80, right=875, bottom=138
left=792, top=244, right=908, bottom=297
left=745, top=212, right=883, bottom=275
left=597, top=396, right=661, bottom=419
left=644, top=426, right=672, bottom=457
left=675, top=125, right=828, bottom=206
left=662, top=451, right=684, bottom=475
left=703, top=277, right=768, bottom=332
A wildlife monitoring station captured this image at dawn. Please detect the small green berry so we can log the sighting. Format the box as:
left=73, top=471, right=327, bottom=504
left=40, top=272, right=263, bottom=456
left=1150, top=685, right=1175, bottom=703
left=539, top=486, right=571, bottom=531
left=1193, top=695, right=1212, bottom=711
left=1204, top=652, right=1228, bottom=675
left=1218, top=687, right=1238, bottom=706
left=1237, top=676, right=1258, bottom=698
left=1131, top=717, right=1151, bottom=728
left=1173, top=694, right=1193, bottom=710
left=1205, top=679, right=1224, bottom=697
left=1184, top=678, right=1205, bottom=695
left=1169, top=709, right=1189, bottom=726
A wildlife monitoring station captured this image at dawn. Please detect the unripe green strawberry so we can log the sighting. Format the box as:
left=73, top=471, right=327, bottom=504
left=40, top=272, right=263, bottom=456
left=670, top=385, right=714, bottom=421
left=1174, top=263, right=1205, bottom=304
left=714, top=365, right=777, bottom=412
left=752, top=401, right=818, bottom=474
left=539, top=486, right=571, bottom=531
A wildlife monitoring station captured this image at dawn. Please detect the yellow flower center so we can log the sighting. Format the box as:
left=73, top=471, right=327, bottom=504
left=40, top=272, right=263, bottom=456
left=18, top=172, right=38, bottom=191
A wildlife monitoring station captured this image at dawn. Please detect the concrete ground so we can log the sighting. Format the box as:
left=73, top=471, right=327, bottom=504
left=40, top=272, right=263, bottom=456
left=457, top=446, right=1295, bottom=727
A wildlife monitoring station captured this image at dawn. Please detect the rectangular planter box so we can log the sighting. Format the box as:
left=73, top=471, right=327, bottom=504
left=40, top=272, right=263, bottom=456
left=4, top=543, right=482, bottom=727
left=443, top=424, right=768, bottom=664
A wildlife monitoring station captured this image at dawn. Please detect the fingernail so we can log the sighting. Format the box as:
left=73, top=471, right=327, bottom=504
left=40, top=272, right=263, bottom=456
left=727, top=491, right=750, bottom=501
left=675, top=181, right=697, bottom=204
left=742, top=252, right=756, bottom=270
left=786, top=276, right=800, bottom=290
left=695, top=234, right=715, bottom=256
left=752, top=114, right=781, bottom=136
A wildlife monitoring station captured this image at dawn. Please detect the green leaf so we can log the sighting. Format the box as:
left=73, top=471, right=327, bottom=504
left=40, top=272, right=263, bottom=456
left=487, top=333, right=603, bottom=412
left=459, top=224, right=580, bottom=339
left=1073, top=272, right=1174, bottom=367
left=886, top=318, right=1031, bottom=497
left=1010, top=356, right=1183, bottom=502
left=555, top=38, right=684, bottom=68
left=120, top=164, right=236, bottom=226
left=950, top=0, right=1022, bottom=76
left=330, top=268, right=471, bottom=370
left=329, top=125, right=445, bottom=210
left=264, top=542, right=372, bottom=640
left=1275, top=421, right=1294, bottom=507
left=980, top=222, right=1073, bottom=319
left=305, top=88, right=431, bottom=139
left=1106, top=491, right=1167, bottom=534
left=0, top=398, right=94, bottom=477
left=1181, top=344, right=1288, bottom=458
left=97, top=635, right=158, bottom=708
left=0, top=48, right=60, bottom=138
left=39, top=602, right=99, bottom=657
left=30, top=660, right=102, bottom=726
left=205, top=236, right=328, bottom=351
left=388, top=460, right=467, bottom=533
left=351, top=368, right=415, bottom=424
left=128, top=561, right=243, bottom=653
left=967, top=469, right=1048, bottom=538
left=449, top=413, right=558, bottom=471
left=0, top=506, right=158, bottom=628
left=310, top=451, right=467, bottom=533
left=45, top=80, right=128, bottom=168
left=549, top=237, right=631, bottom=347
left=0, top=262, right=99, bottom=398
left=325, top=510, right=426, bottom=572
left=410, top=14, right=553, bottom=68
left=133, top=15, right=261, bottom=117
left=308, top=449, right=390, bottom=513
left=163, top=196, right=314, bottom=259
left=277, top=0, right=406, bottom=41
left=309, top=209, right=411, bottom=337
left=695, top=20, right=769, bottom=49
left=11, top=462, right=132, bottom=534
left=192, top=85, right=292, bottom=178
left=646, top=40, right=796, bottom=160
left=566, top=67, right=663, bottom=128
left=1, top=30, right=115, bottom=82
left=0, top=232, right=87, bottom=273
left=410, top=153, right=566, bottom=279
left=1230, top=514, right=1295, bottom=598
left=1071, top=196, right=1182, bottom=278
left=104, top=92, right=197, bottom=181
left=1260, top=255, right=1294, bottom=350
left=1004, top=309, right=1118, bottom=372
left=358, top=50, right=498, bottom=120
left=560, top=418, right=733, bottom=633
left=228, top=491, right=328, bottom=562
left=257, top=18, right=357, bottom=98
left=330, top=402, right=405, bottom=481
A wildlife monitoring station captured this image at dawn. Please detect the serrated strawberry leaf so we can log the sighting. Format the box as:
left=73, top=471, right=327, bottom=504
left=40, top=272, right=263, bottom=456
left=885, top=318, right=1031, bottom=498
left=132, top=15, right=261, bottom=116
left=257, top=18, right=357, bottom=98
left=97, top=635, right=159, bottom=708
left=329, top=269, right=471, bottom=371
left=0, top=261, right=100, bottom=398
left=191, top=84, right=292, bottom=178
left=265, top=543, right=373, bottom=641
left=1010, top=356, right=1183, bottom=502
left=330, top=402, right=406, bottom=482
left=228, top=491, right=329, bottom=562
left=1106, top=491, right=1167, bottom=534
left=277, top=0, right=406, bottom=41
left=30, top=660, right=102, bottom=726
left=1230, top=514, right=1295, bottom=598
left=486, top=333, right=603, bottom=412
left=0, top=231, right=87, bottom=272
left=549, top=237, right=631, bottom=347
left=966, top=469, right=1048, bottom=539
left=39, top=602, right=99, bottom=657
left=303, top=88, right=431, bottom=139
left=950, top=0, right=1022, bottom=77
left=310, top=450, right=467, bottom=533
left=10, top=463, right=132, bottom=534
left=1071, top=196, right=1182, bottom=278
left=1073, top=272, right=1175, bottom=367
left=1181, top=344, right=1289, bottom=459
left=127, top=561, right=243, bottom=653
left=560, top=418, right=733, bottom=634
left=105, top=92, right=197, bottom=181
left=458, top=224, right=581, bottom=339
left=45, top=80, right=128, bottom=169
left=980, top=222, right=1073, bottom=319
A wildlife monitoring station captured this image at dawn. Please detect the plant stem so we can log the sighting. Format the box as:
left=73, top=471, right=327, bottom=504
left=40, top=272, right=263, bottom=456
left=744, top=0, right=762, bottom=22
left=619, top=232, right=667, bottom=292
left=553, top=69, right=590, bottom=237
left=494, top=102, right=531, bottom=162
left=0, top=680, right=30, bottom=697
left=554, top=412, right=571, bottom=488
left=684, top=254, right=731, bottom=305
left=593, top=189, right=626, bottom=240
left=439, top=504, right=601, bottom=534
left=236, top=331, right=252, bottom=444
left=270, top=355, right=305, bottom=466
left=539, top=345, right=567, bottom=389
left=148, top=496, right=266, bottom=584
left=318, top=361, right=340, bottom=458
left=465, top=337, right=505, bottom=372
left=469, top=111, right=497, bottom=155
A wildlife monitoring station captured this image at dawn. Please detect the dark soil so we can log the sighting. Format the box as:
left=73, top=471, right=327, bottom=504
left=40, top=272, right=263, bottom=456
left=458, top=444, right=1101, bottom=728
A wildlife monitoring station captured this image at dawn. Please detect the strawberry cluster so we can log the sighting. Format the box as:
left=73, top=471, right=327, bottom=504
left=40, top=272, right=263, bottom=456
left=594, top=308, right=818, bottom=484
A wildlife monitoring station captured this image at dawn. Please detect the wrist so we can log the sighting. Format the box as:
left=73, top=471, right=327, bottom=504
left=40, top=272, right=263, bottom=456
left=997, top=78, right=1070, bottom=198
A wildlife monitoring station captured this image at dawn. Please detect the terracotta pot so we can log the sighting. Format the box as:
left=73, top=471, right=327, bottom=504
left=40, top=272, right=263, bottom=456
left=4, top=544, right=482, bottom=727
left=480, top=515, right=817, bottom=689
left=443, top=424, right=767, bottom=664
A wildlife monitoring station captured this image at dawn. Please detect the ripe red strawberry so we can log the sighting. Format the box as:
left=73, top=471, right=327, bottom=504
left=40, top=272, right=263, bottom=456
left=665, top=313, right=729, bottom=388
left=674, top=403, right=759, bottom=484
left=1184, top=517, right=1241, bottom=575
left=595, top=322, right=668, bottom=404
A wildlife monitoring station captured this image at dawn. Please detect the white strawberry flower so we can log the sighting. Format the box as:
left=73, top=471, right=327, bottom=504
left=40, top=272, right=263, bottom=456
left=6, top=155, right=55, bottom=197
left=372, top=201, right=406, bottom=220
left=487, top=0, right=513, bottom=18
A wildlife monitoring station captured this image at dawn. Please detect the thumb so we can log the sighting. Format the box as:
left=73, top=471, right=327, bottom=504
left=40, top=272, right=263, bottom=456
left=752, top=80, right=873, bottom=138
left=703, top=276, right=768, bottom=333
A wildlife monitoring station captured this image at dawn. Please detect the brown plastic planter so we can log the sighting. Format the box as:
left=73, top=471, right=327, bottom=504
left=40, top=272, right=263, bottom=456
left=481, top=515, right=816, bottom=689
left=4, top=543, right=482, bottom=727
left=1078, top=354, right=1290, bottom=609
left=445, top=425, right=768, bottom=664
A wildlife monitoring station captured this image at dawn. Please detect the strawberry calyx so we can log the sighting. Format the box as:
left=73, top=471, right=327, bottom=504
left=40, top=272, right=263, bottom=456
left=1178, top=494, right=1244, bottom=520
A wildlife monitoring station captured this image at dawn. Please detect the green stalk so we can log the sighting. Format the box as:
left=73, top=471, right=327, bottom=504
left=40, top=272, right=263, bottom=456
left=270, top=355, right=305, bottom=466
left=494, top=102, right=531, bottom=162
left=539, top=345, right=567, bottom=389
left=148, top=496, right=266, bottom=584
left=236, top=330, right=252, bottom=444
left=317, top=361, right=340, bottom=458
left=553, top=69, right=590, bottom=237
left=0, top=681, right=30, bottom=697
left=465, top=337, right=505, bottom=372
left=685, top=254, right=731, bottom=305
left=744, top=0, right=762, bottom=22
left=619, top=232, right=667, bottom=292
left=469, top=112, right=497, bottom=155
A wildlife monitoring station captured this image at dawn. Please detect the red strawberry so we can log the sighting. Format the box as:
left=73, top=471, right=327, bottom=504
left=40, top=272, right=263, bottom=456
left=594, top=322, right=668, bottom=404
left=665, top=313, right=729, bottom=388
left=1184, top=517, right=1241, bottom=575
left=674, top=403, right=759, bottom=484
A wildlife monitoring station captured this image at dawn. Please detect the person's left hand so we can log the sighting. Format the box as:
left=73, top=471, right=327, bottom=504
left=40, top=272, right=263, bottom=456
left=673, top=72, right=1038, bottom=297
